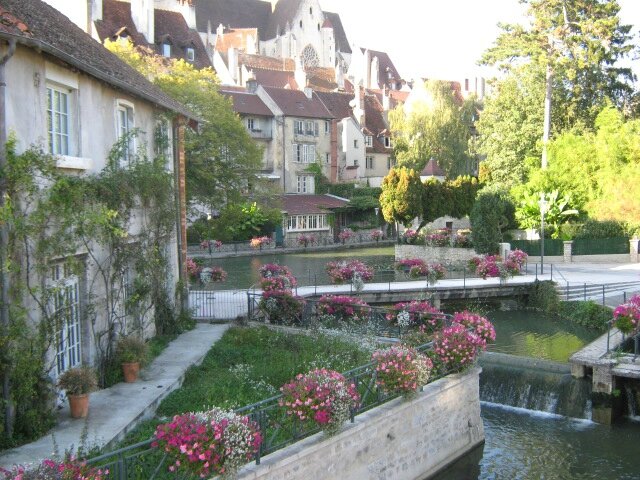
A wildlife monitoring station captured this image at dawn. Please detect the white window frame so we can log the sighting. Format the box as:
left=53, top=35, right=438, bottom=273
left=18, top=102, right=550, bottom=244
left=365, top=135, right=373, bottom=147
left=325, top=153, right=330, bottom=164
left=47, top=84, right=71, bottom=156
left=366, top=156, right=374, bottom=169
left=162, top=42, right=171, bottom=57
left=383, top=136, right=391, bottom=148
left=294, top=120, right=304, bottom=135
left=155, top=117, right=173, bottom=161
left=353, top=139, right=358, bottom=149
left=296, top=175, right=315, bottom=193
left=116, top=99, right=135, bottom=165
left=293, top=143, right=315, bottom=163
left=49, top=263, right=82, bottom=377
left=325, top=120, right=330, bottom=134
left=287, top=214, right=329, bottom=231
left=186, top=47, right=195, bottom=62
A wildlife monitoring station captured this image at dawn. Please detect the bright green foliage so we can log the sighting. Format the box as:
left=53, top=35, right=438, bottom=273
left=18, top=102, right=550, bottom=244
left=106, top=40, right=263, bottom=213
left=514, top=190, right=579, bottom=238
left=380, top=168, right=423, bottom=227
left=390, top=80, right=475, bottom=177
left=448, top=176, right=481, bottom=219
left=421, top=179, right=450, bottom=225
left=470, top=188, right=516, bottom=254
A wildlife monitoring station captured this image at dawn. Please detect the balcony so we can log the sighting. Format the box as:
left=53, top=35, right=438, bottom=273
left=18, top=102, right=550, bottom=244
left=248, top=128, right=272, bottom=140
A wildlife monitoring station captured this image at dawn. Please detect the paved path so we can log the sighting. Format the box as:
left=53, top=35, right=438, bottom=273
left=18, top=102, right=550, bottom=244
left=0, top=323, right=229, bottom=470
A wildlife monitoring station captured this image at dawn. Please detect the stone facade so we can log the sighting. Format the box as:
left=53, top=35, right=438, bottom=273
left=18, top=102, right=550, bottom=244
left=395, top=244, right=476, bottom=264
left=238, top=368, right=484, bottom=480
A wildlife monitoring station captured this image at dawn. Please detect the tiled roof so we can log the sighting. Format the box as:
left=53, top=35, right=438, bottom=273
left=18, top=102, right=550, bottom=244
left=323, top=12, right=351, bottom=54
left=264, top=0, right=301, bottom=40
left=315, top=91, right=354, bottom=120
left=219, top=88, right=273, bottom=116
left=362, top=47, right=402, bottom=90
left=421, top=158, right=446, bottom=177
left=214, top=27, right=258, bottom=53
left=282, top=194, right=349, bottom=215
left=306, top=66, right=338, bottom=92
left=195, top=0, right=271, bottom=38
left=239, top=52, right=295, bottom=71
left=0, top=0, right=195, bottom=119
left=262, top=86, right=333, bottom=119
left=251, top=67, right=298, bottom=89
left=0, top=6, right=32, bottom=36
left=96, top=0, right=211, bottom=69
left=363, top=90, right=392, bottom=154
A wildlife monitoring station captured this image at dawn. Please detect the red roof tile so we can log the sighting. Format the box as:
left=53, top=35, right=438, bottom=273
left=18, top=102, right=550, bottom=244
left=0, top=6, right=32, bottom=36
left=214, top=27, right=258, bottom=53
left=306, top=66, right=338, bottom=92
left=361, top=47, right=403, bottom=90
left=315, top=91, right=354, bottom=120
left=282, top=194, right=349, bottom=215
left=251, top=67, right=298, bottom=89
left=362, top=90, right=392, bottom=154
left=219, top=88, right=273, bottom=116
left=239, top=52, right=295, bottom=71
left=262, top=86, right=333, bottom=119
left=421, top=158, right=446, bottom=177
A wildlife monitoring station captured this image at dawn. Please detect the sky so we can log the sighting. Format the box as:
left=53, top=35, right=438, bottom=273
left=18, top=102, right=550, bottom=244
left=319, top=0, right=640, bottom=82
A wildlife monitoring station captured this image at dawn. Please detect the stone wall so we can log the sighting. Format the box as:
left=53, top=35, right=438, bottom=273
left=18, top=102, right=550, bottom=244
left=238, top=368, right=484, bottom=480
left=396, top=244, right=476, bottom=264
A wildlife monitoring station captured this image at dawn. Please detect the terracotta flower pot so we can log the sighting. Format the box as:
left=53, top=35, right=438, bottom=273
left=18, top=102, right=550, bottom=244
left=122, top=362, right=140, bottom=383
left=68, top=394, right=89, bottom=418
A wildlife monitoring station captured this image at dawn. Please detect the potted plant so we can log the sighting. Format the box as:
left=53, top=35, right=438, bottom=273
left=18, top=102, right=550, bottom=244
left=57, top=366, right=98, bottom=418
left=115, top=336, right=149, bottom=383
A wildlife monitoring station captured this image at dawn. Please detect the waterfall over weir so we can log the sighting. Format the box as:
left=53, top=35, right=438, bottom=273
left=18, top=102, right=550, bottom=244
left=479, top=356, right=592, bottom=419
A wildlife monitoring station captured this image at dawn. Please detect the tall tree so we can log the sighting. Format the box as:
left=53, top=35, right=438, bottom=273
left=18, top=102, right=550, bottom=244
left=105, top=41, right=263, bottom=213
left=390, top=80, right=474, bottom=177
left=380, top=167, right=423, bottom=227
left=480, top=0, right=635, bottom=169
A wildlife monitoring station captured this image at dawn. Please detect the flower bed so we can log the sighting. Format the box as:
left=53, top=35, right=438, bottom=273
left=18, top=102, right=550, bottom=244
left=317, top=295, right=370, bottom=324
left=258, top=264, right=302, bottom=324
left=250, top=236, right=272, bottom=249
left=325, top=260, right=374, bottom=284
left=613, top=295, right=640, bottom=334
left=0, top=458, right=109, bottom=479
left=386, top=301, right=445, bottom=332
left=297, top=234, right=317, bottom=248
left=280, top=368, right=360, bottom=435
left=259, top=263, right=297, bottom=290
left=470, top=249, right=528, bottom=280
left=153, top=407, right=262, bottom=478
left=338, top=228, right=355, bottom=243
left=371, top=345, right=432, bottom=396
left=200, top=266, right=227, bottom=283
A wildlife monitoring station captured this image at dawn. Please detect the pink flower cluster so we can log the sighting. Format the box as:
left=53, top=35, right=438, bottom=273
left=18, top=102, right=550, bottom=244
left=153, top=408, right=262, bottom=478
left=208, top=266, right=227, bottom=283
left=297, top=234, right=317, bottom=247
left=386, top=301, right=445, bottom=331
left=470, top=252, right=527, bottom=280
left=279, top=368, right=360, bottom=433
left=371, top=345, right=433, bottom=395
left=452, top=233, right=472, bottom=248
left=325, top=260, right=374, bottom=284
left=371, top=230, right=384, bottom=241
left=395, top=258, right=426, bottom=271
left=471, top=255, right=502, bottom=279
left=612, top=295, right=640, bottom=334
left=338, top=228, right=355, bottom=242
left=200, top=239, right=223, bottom=250
left=258, top=264, right=302, bottom=323
left=250, top=236, right=272, bottom=249
left=401, top=229, right=421, bottom=244
left=425, top=232, right=449, bottom=247
left=0, top=458, right=108, bottom=480
left=507, top=249, right=528, bottom=268
left=259, top=264, right=297, bottom=290
left=433, top=324, right=484, bottom=371
left=186, top=257, right=201, bottom=280
left=452, top=311, right=496, bottom=345
left=317, top=295, right=370, bottom=323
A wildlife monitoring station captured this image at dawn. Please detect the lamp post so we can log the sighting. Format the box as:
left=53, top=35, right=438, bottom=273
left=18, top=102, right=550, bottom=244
left=539, top=194, right=549, bottom=275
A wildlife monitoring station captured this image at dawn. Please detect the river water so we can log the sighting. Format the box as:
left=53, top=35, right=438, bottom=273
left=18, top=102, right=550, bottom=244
left=208, top=247, right=640, bottom=478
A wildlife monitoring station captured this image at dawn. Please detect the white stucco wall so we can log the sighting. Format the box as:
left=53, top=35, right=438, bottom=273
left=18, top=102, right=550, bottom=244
left=238, top=368, right=484, bottom=480
left=340, top=117, right=365, bottom=180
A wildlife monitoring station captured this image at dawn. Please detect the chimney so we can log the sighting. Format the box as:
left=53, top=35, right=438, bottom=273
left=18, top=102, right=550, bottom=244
left=303, top=86, right=313, bottom=99
left=247, top=74, right=258, bottom=93
left=294, top=56, right=306, bottom=92
left=131, top=0, right=154, bottom=43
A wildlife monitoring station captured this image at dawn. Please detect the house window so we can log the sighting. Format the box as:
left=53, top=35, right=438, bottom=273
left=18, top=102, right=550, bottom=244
left=162, top=42, right=171, bottom=57
left=387, top=157, right=395, bottom=169
left=366, top=156, right=374, bottom=169
left=304, top=120, right=318, bottom=136
left=354, top=159, right=359, bottom=167
left=154, top=118, right=172, bottom=159
left=325, top=120, right=330, bottom=134
left=287, top=214, right=328, bottom=231
left=365, top=135, right=373, bottom=147
left=47, top=86, right=70, bottom=155
left=383, top=136, right=391, bottom=148
left=294, top=120, right=304, bottom=135
left=297, top=175, right=315, bottom=193
left=293, top=144, right=315, bottom=163
left=186, top=47, right=195, bottom=62
left=116, top=100, right=135, bottom=164
left=50, top=263, right=81, bottom=376
left=354, top=139, right=358, bottom=149
left=325, top=153, right=330, bottom=164
left=248, top=118, right=260, bottom=131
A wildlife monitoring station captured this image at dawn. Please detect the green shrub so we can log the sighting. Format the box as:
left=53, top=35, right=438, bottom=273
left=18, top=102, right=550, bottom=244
left=470, top=187, right=516, bottom=254
left=526, top=280, right=560, bottom=313
left=574, top=220, right=626, bottom=239
left=558, top=301, right=612, bottom=331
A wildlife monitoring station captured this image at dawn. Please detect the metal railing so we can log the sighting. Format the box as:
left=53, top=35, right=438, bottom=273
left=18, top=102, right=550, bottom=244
left=86, top=336, right=450, bottom=479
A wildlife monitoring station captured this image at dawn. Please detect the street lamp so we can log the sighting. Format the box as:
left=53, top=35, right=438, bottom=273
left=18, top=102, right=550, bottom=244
left=539, top=193, right=549, bottom=275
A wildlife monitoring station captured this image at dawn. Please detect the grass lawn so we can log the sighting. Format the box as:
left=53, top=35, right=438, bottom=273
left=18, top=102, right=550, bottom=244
left=118, top=325, right=372, bottom=446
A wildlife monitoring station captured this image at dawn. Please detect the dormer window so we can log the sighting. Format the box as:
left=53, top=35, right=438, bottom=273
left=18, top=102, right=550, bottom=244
left=382, top=136, right=391, bottom=148
left=162, top=42, right=171, bottom=57
left=186, top=47, right=195, bottom=62
left=365, top=135, right=373, bottom=147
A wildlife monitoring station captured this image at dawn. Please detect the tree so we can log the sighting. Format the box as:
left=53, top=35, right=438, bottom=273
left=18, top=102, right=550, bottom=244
left=390, top=80, right=474, bottom=177
left=105, top=40, right=263, bottom=213
left=470, top=187, right=516, bottom=254
left=481, top=0, right=635, bottom=168
left=380, top=167, right=423, bottom=227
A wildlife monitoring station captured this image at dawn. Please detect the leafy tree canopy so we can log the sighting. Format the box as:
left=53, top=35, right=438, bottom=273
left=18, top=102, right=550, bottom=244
left=380, top=167, right=423, bottom=227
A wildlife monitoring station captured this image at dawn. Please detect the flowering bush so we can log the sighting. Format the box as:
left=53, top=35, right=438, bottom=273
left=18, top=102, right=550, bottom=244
left=401, top=229, right=420, bottom=244
left=153, top=407, right=262, bottom=479
left=394, top=258, right=426, bottom=272
left=613, top=295, right=640, bottom=334
left=371, top=345, right=433, bottom=396
left=280, top=368, right=360, bottom=435
left=0, top=458, right=109, bottom=480
left=425, top=232, right=449, bottom=247
left=422, top=263, right=447, bottom=285
left=317, top=295, right=370, bottom=324
left=507, top=249, right=528, bottom=268
left=371, top=230, right=384, bottom=242
left=297, top=234, right=317, bottom=248
left=200, top=266, right=227, bottom=283
left=250, top=236, right=272, bottom=249
left=325, top=260, right=374, bottom=284
left=338, top=228, right=355, bottom=243
left=200, top=239, right=210, bottom=250
left=472, top=253, right=526, bottom=280
left=259, top=290, right=304, bottom=325
left=473, top=255, right=501, bottom=279
left=259, top=263, right=297, bottom=290
left=433, top=324, right=485, bottom=371
left=186, top=257, right=201, bottom=281
left=452, top=233, right=473, bottom=248
left=452, top=311, right=496, bottom=346
left=386, top=301, right=445, bottom=332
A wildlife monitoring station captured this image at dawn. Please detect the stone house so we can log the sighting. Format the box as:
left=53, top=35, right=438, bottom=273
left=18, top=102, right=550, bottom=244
left=0, top=0, right=194, bottom=381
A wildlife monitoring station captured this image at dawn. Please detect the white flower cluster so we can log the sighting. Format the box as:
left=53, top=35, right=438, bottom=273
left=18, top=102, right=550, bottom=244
left=396, top=310, right=411, bottom=328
